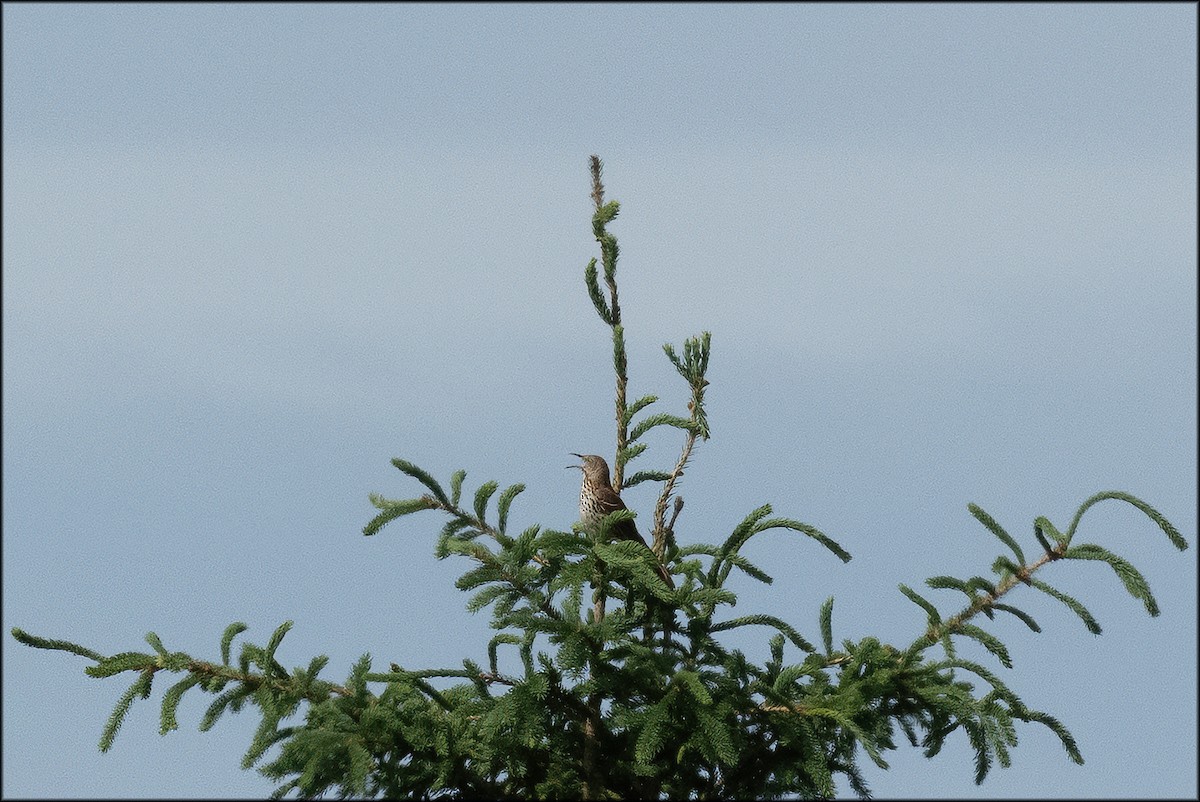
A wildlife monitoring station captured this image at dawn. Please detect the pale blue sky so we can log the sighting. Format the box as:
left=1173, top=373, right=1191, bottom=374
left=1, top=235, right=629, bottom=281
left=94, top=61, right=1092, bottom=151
left=3, top=4, right=1196, bottom=799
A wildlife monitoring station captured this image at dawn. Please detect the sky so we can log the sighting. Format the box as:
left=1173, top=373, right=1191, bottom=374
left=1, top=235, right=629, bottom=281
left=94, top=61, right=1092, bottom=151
left=3, top=3, right=1196, bottom=799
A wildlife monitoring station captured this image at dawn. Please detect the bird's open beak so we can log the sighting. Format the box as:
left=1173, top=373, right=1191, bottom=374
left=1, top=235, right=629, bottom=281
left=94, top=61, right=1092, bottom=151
left=567, top=453, right=583, bottom=469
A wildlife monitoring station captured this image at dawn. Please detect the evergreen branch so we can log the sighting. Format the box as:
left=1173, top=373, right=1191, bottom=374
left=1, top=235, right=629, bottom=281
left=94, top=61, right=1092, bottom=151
left=650, top=333, right=712, bottom=551
left=450, top=469, right=467, bottom=506
left=375, top=670, right=456, bottom=710
left=710, top=614, right=816, bottom=652
left=445, top=538, right=562, bottom=622
left=221, top=622, right=248, bottom=666
left=954, top=624, right=1013, bottom=669
left=591, top=508, right=638, bottom=541
left=587, top=156, right=629, bottom=500
left=511, top=525, right=542, bottom=567
left=711, top=505, right=773, bottom=585
left=966, top=719, right=991, bottom=784
left=907, top=493, right=1165, bottom=654
left=593, top=540, right=674, bottom=598
left=617, top=442, right=649, bottom=470
left=768, top=632, right=785, bottom=667
left=695, top=705, right=738, bottom=765
left=348, top=652, right=373, bottom=696
left=899, top=584, right=942, bottom=627
left=820, top=597, right=835, bottom=656
left=909, top=549, right=1046, bottom=653
left=496, top=483, right=525, bottom=534
left=1065, top=491, right=1188, bottom=550
left=612, top=324, right=629, bottom=487
left=596, top=204, right=621, bottom=284
left=674, top=668, right=713, bottom=705
left=659, top=341, right=683, bottom=377
left=200, top=685, right=253, bottom=731
left=653, top=425, right=697, bottom=554
left=1034, top=516, right=1067, bottom=548
left=927, top=575, right=971, bottom=593
left=991, top=604, right=1041, bottom=633
left=86, top=651, right=158, bottom=678
left=1028, top=578, right=1102, bottom=634
left=718, top=552, right=774, bottom=585
left=100, top=669, right=154, bottom=752
left=767, top=663, right=809, bottom=693
left=435, top=517, right=475, bottom=557
left=755, top=518, right=852, bottom=564
left=241, top=644, right=289, bottom=682
left=242, top=707, right=284, bottom=769
left=363, top=496, right=439, bottom=536
left=424, top=495, right=550, bottom=568
left=390, top=458, right=450, bottom=505
left=923, top=658, right=1016, bottom=703
left=968, top=503, right=1025, bottom=566
left=1062, top=543, right=1160, bottom=616
left=635, top=696, right=673, bottom=767
left=965, top=576, right=997, bottom=596
left=145, top=631, right=168, bottom=658
left=347, top=743, right=371, bottom=796
left=662, top=332, right=712, bottom=439
left=473, top=480, right=500, bottom=522
left=466, top=584, right=509, bottom=613
left=622, top=394, right=659, bottom=427
left=676, top=543, right=722, bottom=557
left=304, top=655, right=330, bottom=682
left=1011, top=705, right=1083, bottom=765
left=991, top=556, right=1024, bottom=582
left=264, top=621, right=293, bottom=678
left=488, top=633, right=522, bottom=675
left=589, top=153, right=605, bottom=209
left=1032, top=519, right=1055, bottom=553
left=10, top=627, right=104, bottom=662
left=623, top=469, right=672, bottom=489
left=160, top=674, right=203, bottom=734
left=584, top=258, right=613, bottom=325
left=629, top=413, right=701, bottom=443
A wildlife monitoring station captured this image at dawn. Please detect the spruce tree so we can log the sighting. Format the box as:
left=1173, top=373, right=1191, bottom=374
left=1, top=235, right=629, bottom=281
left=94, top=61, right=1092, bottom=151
left=13, top=156, right=1189, bottom=799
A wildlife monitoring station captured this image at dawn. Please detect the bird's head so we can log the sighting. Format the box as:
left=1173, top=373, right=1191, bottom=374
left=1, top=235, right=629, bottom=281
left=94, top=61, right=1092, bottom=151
left=568, top=453, right=611, bottom=484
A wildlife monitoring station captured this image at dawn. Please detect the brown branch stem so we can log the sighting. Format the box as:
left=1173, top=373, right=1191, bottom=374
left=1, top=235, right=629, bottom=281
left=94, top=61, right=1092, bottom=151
left=911, top=542, right=1067, bottom=652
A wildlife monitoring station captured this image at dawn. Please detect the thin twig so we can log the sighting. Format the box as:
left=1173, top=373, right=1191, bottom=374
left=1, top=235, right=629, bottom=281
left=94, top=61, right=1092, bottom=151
left=653, top=429, right=697, bottom=554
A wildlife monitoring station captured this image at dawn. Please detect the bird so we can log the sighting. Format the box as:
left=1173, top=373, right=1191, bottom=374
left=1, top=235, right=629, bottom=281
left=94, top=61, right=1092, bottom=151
left=569, top=453, right=674, bottom=589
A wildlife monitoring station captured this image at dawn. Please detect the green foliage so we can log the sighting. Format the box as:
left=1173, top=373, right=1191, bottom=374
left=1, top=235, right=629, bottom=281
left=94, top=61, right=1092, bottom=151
left=100, top=670, right=153, bottom=753
left=11, top=157, right=1190, bottom=800
left=496, top=483, right=526, bottom=534
left=968, top=502, right=1025, bottom=565
left=11, top=627, right=103, bottom=662
left=1063, top=543, right=1160, bottom=616
left=1065, top=491, right=1187, bottom=549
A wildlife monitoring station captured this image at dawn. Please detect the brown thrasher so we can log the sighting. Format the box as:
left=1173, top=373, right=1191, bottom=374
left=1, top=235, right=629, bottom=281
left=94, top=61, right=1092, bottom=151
left=569, top=453, right=674, bottom=589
